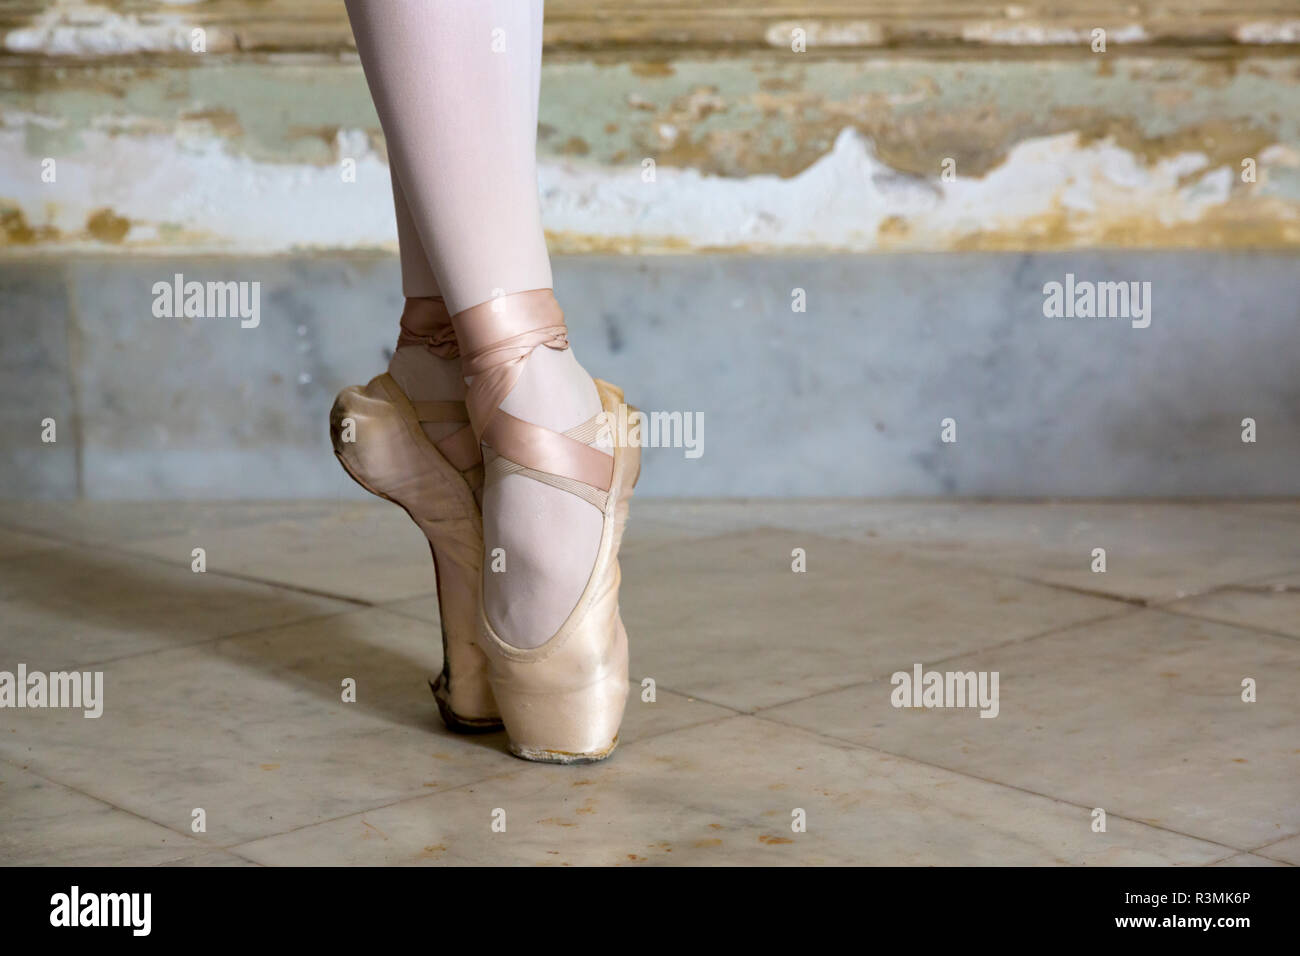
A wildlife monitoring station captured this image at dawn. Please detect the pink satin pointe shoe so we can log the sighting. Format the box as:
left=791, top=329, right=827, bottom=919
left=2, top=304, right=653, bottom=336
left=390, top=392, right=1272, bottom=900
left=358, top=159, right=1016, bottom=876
left=457, top=289, right=639, bottom=763
left=329, top=297, right=502, bottom=733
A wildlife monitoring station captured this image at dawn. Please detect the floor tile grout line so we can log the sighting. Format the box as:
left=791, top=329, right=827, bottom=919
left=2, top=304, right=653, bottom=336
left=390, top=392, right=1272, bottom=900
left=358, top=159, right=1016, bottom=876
left=1200, top=851, right=1261, bottom=866
left=1015, top=563, right=1300, bottom=612
left=152, top=849, right=267, bottom=868
left=0, top=515, right=396, bottom=608
left=648, top=522, right=1158, bottom=610
left=1148, top=604, right=1300, bottom=644
left=4, top=510, right=1297, bottom=618
left=953, top=543, right=1295, bottom=606
left=0, top=518, right=78, bottom=540
left=748, top=712, right=1258, bottom=858
left=1187, top=563, right=1300, bottom=590
left=1140, top=567, right=1300, bottom=613
left=0, top=515, right=450, bottom=659
left=627, top=519, right=1289, bottom=615
left=0, top=521, right=70, bottom=553
left=19, top=672, right=741, bottom=852
left=0, top=540, right=68, bottom=565
left=739, top=590, right=1298, bottom=721
left=0, top=745, right=519, bottom=864
left=66, top=591, right=526, bottom=672
left=0, top=545, right=65, bottom=565
left=1000, top=574, right=1149, bottom=607
left=0, top=752, right=211, bottom=861
left=725, top=592, right=1296, bottom=856
left=739, top=605, right=1144, bottom=719
left=66, top=606, right=366, bottom=672
left=78, top=609, right=715, bottom=708
left=378, top=543, right=1299, bottom=721
left=775, top=525, right=1151, bottom=605
left=21, top=523, right=1268, bottom=721
left=219, top=712, right=746, bottom=857
left=6, top=705, right=742, bottom=864
left=1246, top=832, right=1300, bottom=856
left=218, top=773, right=519, bottom=854
left=4, top=504, right=1296, bottom=862
left=380, top=603, right=448, bottom=627
left=1214, top=581, right=1300, bottom=596
left=644, top=687, right=749, bottom=716
left=222, top=772, right=530, bottom=855
left=13, top=671, right=739, bottom=859
left=170, top=566, right=381, bottom=608
left=76, top=537, right=1300, bottom=651
left=2, top=693, right=1269, bottom=865
left=0, top=730, right=553, bottom=864
left=794, top=522, right=1300, bottom=610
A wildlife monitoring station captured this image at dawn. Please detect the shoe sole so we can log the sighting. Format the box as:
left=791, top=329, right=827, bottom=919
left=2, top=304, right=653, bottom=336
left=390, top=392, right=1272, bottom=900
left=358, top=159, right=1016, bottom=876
left=509, top=735, right=619, bottom=765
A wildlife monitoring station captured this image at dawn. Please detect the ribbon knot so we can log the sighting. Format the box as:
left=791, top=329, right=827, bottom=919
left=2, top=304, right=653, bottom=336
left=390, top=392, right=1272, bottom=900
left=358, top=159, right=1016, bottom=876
left=396, top=296, right=459, bottom=358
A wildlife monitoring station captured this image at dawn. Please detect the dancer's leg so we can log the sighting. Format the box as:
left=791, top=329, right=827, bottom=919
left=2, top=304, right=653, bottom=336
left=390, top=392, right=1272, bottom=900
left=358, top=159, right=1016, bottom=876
left=347, top=0, right=551, bottom=311
left=387, top=163, right=467, bottom=446
left=346, top=0, right=607, bottom=648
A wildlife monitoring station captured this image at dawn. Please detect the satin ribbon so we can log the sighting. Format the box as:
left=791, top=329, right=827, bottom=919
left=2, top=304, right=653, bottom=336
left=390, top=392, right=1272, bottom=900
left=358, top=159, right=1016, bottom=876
left=454, top=289, right=570, bottom=442
left=396, top=296, right=460, bottom=359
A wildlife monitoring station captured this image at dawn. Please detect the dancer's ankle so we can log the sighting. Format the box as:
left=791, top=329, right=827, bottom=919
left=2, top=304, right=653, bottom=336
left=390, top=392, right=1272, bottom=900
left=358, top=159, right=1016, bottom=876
left=389, top=296, right=467, bottom=443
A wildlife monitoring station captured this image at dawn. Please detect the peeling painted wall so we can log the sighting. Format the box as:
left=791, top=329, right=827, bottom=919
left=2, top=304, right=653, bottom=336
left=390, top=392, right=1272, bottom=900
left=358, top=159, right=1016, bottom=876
left=1, top=3, right=1299, bottom=255
left=2, top=3, right=1298, bottom=501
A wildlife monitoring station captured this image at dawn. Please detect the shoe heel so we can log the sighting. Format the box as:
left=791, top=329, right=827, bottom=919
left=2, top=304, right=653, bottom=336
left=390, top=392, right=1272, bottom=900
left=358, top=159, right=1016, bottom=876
left=330, top=377, right=502, bottom=731
left=494, top=617, right=629, bottom=764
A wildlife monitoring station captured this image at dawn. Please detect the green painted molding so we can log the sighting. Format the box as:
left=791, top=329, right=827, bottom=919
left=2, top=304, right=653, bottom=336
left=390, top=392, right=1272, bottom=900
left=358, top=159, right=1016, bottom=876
left=2, top=4, right=1298, bottom=255
left=1, top=0, right=1298, bottom=57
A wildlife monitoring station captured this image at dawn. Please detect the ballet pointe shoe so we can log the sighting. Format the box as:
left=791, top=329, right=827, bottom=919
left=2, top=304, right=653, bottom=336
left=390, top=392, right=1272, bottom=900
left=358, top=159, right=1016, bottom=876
left=456, top=290, right=639, bottom=764
left=329, top=299, right=501, bottom=733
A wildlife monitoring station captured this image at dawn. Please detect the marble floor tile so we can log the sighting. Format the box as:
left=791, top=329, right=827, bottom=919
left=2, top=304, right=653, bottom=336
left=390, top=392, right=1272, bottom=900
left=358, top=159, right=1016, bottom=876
left=813, top=502, right=1300, bottom=606
left=0, top=607, right=730, bottom=848
left=0, top=499, right=343, bottom=547
left=156, top=850, right=262, bottom=867
left=1208, top=853, right=1291, bottom=867
left=0, top=610, right=502, bottom=847
left=764, top=609, right=1300, bottom=849
left=207, top=607, right=733, bottom=741
left=0, top=546, right=353, bottom=668
left=622, top=498, right=889, bottom=543
left=4, top=500, right=1290, bottom=865
left=618, top=515, right=727, bottom=557
left=620, top=528, right=1125, bottom=711
left=232, top=715, right=1230, bottom=866
left=1254, top=834, right=1300, bottom=866
left=119, top=502, right=437, bottom=604
left=627, top=501, right=1300, bottom=606
left=380, top=594, right=443, bottom=626
left=0, top=527, right=62, bottom=561
left=1166, top=572, right=1300, bottom=639
left=0, top=760, right=204, bottom=866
